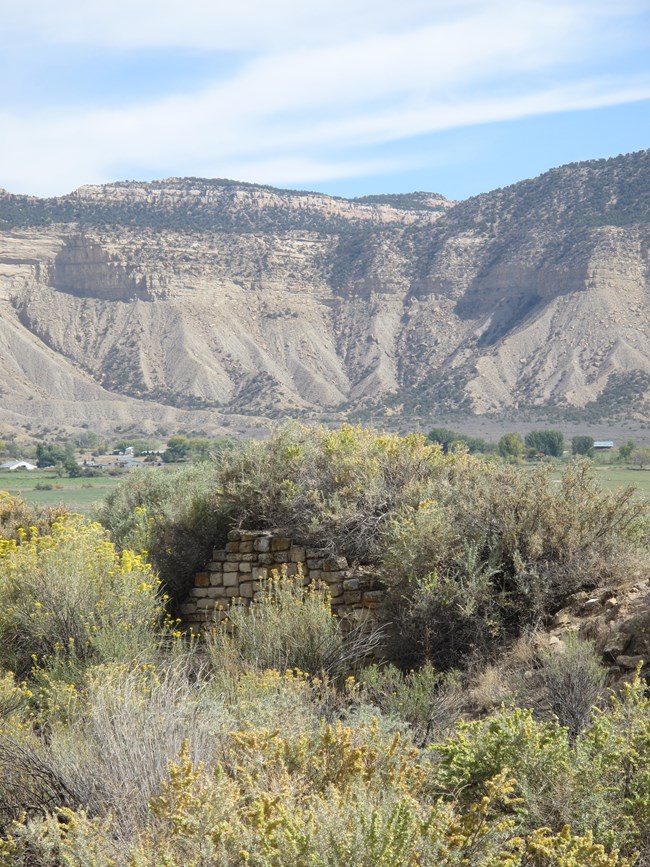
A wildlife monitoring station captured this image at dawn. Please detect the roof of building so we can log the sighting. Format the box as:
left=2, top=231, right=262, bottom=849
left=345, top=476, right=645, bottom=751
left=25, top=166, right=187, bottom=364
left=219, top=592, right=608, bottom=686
left=0, top=460, right=38, bottom=470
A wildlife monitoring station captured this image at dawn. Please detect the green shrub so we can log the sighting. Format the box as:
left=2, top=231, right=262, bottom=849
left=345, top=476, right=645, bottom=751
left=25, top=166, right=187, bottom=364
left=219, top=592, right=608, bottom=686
left=93, top=462, right=228, bottom=608
left=382, top=460, right=648, bottom=668
left=214, top=423, right=453, bottom=563
left=207, top=568, right=382, bottom=681
left=536, top=635, right=606, bottom=738
left=358, top=662, right=464, bottom=744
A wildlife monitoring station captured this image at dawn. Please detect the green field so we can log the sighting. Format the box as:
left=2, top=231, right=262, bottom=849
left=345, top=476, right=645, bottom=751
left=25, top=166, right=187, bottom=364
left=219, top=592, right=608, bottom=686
left=546, top=464, right=650, bottom=496
left=2, top=463, right=650, bottom=517
left=0, top=469, right=124, bottom=513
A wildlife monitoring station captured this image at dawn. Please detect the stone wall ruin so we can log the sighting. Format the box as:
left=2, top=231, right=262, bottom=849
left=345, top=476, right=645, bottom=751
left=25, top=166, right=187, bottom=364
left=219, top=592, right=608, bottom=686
left=180, top=529, right=385, bottom=631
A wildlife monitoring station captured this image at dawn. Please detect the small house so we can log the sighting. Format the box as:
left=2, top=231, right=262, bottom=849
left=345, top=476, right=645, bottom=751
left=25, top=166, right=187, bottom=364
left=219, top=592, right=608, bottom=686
left=0, top=461, right=38, bottom=471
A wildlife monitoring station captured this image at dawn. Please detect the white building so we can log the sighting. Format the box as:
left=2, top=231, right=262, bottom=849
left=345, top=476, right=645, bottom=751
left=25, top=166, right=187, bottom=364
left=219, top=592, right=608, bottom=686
left=0, top=460, right=38, bottom=471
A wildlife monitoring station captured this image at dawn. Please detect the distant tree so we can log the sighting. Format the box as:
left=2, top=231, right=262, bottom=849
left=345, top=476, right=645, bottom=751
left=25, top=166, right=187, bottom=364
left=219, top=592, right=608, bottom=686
left=618, top=441, right=636, bottom=462
left=63, top=455, right=81, bottom=477
left=427, top=428, right=459, bottom=450
left=188, top=438, right=213, bottom=461
left=524, top=430, right=565, bottom=458
left=497, top=432, right=524, bottom=460
left=36, top=442, right=73, bottom=468
left=571, top=436, right=594, bottom=457
left=114, top=438, right=160, bottom=456
left=634, top=447, right=650, bottom=470
left=75, top=430, right=101, bottom=450
left=162, top=436, right=190, bottom=463
left=427, top=427, right=488, bottom=454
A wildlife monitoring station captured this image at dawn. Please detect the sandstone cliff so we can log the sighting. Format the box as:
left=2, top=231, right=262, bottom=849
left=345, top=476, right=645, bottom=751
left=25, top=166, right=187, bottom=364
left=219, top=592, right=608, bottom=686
left=0, top=150, right=648, bottom=435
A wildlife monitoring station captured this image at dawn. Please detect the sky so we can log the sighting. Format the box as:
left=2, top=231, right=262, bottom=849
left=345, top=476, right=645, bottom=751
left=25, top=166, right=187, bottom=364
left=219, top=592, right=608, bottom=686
left=2, top=0, right=650, bottom=201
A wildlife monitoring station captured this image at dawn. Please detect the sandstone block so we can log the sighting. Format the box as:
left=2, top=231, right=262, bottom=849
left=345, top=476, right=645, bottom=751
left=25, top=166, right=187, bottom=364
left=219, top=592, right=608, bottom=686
left=254, top=536, right=271, bottom=552
left=208, top=561, right=223, bottom=573
left=209, top=573, right=225, bottom=587
left=238, top=561, right=252, bottom=573
left=616, top=654, right=645, bottom=669
left=343, top=578, right=360, bottom=591
left=324, top=557, right=348, bottom=572
left=290, top=546, right=306, bottom=562
left=252, top=567, right=268, bottom=582
left=604, top=630, right=631, bottom=658
left=196, top=598, right=214, bottom=609
left=362, top=591, right=384, bottom=605
left=307, top=559, right=323, bottom=570
left=207, top=587, right=226, bottom=599
left=227, top=530, right=241, bottom=542
left=190, top=587, right=209, bottom=598
left=328, top=583, right=343, bottom=597
left=223, top=572, right=239, bottom=587
left=258, top=553, right=273, bottom=564
left=213, top=550, right=227, bottom=562
left=239, top=541, right=253, bottom=553
left=195, top=571, right=210, bottom=587
left=226, top=586, right=240, bottom=598
left=343, top=591, right=362, bottom=605
left=271, top=538, right=291, bottom=552
left=225, top=541, right=240, bottom=553
left=270, top=552, right=289, bottom=563
left=239, top=553, right=256, bottom=562
left=239, top=582, right=254, bottom=599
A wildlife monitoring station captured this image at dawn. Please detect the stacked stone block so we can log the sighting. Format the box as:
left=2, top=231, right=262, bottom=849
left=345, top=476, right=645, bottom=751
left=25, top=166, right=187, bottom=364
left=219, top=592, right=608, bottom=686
left=180, top=529, right=384, bottom=630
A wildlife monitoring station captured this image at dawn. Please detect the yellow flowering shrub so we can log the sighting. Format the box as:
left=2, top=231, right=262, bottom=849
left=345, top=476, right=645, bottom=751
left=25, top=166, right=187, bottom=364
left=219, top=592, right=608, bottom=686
left=0, top=754, right=631, bottom=867
left=0, top=514, right=163, bottom=675
left=0, top=492, right=68, bottom=545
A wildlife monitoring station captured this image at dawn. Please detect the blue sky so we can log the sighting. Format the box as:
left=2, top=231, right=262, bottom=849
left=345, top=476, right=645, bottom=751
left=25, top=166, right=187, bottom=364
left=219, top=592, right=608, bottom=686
left=2, top=0, right=649, bottom=200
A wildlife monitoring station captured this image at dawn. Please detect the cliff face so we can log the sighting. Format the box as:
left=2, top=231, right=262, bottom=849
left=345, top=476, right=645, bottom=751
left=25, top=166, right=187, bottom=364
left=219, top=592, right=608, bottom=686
left=0, top=151, right=649, bottom=435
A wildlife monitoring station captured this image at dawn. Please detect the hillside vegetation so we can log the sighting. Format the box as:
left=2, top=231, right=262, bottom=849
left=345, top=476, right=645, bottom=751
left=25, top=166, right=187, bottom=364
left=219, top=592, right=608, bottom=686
left=1, top=426, right=650, bottom=863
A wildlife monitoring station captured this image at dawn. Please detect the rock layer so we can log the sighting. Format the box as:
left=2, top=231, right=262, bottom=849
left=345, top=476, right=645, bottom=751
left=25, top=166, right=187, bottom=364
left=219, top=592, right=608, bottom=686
left=0, top=150, right=648, bottom=434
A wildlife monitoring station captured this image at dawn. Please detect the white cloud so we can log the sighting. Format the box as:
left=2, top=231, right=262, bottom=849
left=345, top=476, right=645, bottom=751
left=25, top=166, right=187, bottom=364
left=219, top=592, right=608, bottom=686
left=3, top=0, right=473, bottom=50
left=1, top=0, right=648, bottom=194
